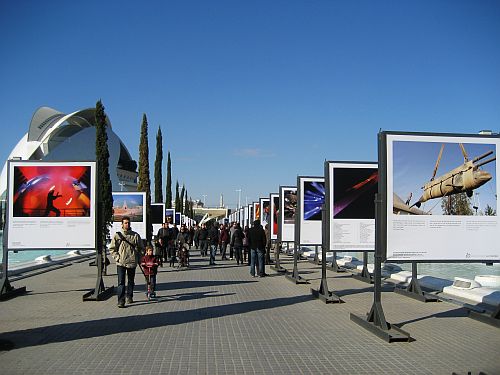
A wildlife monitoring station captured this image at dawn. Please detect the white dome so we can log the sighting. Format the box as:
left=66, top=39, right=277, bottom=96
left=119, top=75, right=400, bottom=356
left=1, top=106, right=137, bottom=198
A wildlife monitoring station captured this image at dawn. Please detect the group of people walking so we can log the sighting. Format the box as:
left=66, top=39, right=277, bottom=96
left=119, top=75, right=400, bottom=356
left=108, top=216, right=272, bottom=308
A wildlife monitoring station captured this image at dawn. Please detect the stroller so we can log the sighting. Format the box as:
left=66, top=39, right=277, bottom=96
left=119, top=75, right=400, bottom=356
left=168, top=240, right=177, bottom=267
left=177, top=241, right=190, bottom=268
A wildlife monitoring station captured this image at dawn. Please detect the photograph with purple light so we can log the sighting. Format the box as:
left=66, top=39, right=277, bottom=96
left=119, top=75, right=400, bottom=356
left=298, top=177, right=324, bottom=246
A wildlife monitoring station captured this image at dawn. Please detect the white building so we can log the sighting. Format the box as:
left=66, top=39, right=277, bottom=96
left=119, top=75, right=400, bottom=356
left=0, top=106, right=138, bottom=198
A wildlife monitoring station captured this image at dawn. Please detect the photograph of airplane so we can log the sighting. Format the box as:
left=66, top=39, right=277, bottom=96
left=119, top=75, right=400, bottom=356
left=393, top=140, right=497, bottom=215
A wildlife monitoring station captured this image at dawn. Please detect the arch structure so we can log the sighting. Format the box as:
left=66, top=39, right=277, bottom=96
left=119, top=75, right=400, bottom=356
left=0, top=106, right=138, bottom=199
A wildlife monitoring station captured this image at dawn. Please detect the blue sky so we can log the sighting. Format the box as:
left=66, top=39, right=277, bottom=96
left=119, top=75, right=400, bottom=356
left=113, top=194, right=144, bottom=209
left=1, top=0, right=499, bottom=209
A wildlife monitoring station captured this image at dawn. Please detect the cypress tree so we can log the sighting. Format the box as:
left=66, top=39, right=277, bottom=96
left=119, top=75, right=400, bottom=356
left=95, top=100, right=113, bottom=282
left=165, top=152, right=172, bottom=209
left=180, top=185, right=185, bottom=214
left=154, top=126, right=163, bottom=203
left=184, top=189, right=190, bottom=216
left=175, top=181, right=180, bottom=212
left=137, top=113, right=153, bottom=243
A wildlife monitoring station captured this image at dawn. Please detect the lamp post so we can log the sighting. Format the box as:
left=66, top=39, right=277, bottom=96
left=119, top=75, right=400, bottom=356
left=236, top=189, right=242, bottom=209
left=202, top=194, right=207, bottom=207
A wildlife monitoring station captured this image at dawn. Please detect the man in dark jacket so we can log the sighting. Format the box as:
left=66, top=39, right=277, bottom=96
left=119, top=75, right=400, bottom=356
left=219, top=224, right=230, bottom=260
left=207, top=222, right=219, bottom=265
left=193, top=224, right=200, bottom=248
left=156, top=222, right=170, bottom=265
left=247, top=220, right=267, bottom=277
left=230, top=222, right=244, bottom=265
left=198, top=223, right=208, bottom=256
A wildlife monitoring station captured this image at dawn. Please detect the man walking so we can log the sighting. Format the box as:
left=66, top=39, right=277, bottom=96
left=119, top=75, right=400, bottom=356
left=198, top=223, right=208, bottom=256
left=229, top=221, right=237, bottom=260
left=230, top=222, right=244, bottom=265
left=247, top=220, right=267, bottom=277
left=208, top=222, right=219, bottom=265
left=156, top=222, right=170, bottom=265
left=109, top=216, right=144, bottom=308
left=219, top=224, right=230, bottom=260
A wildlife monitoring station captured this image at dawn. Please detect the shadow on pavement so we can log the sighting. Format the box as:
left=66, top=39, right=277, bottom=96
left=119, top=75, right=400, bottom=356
left=0, top=294, right=313, bottom=350
left=27, top=288, right=92, bottom=296
left=394, top=307, right=469, bottom=328
left=153, top=279, right=258, bottom=291
left=131, top=291, right=236, bottom=306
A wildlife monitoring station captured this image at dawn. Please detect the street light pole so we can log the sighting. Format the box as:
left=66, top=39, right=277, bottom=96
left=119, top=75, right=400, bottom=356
left=236, top=189, right=242, bottom=209
left=202, top=194, right=207, bottom=207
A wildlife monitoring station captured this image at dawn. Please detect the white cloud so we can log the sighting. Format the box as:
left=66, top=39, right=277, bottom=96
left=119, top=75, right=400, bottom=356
left=233, top=148, right=275, bottom=158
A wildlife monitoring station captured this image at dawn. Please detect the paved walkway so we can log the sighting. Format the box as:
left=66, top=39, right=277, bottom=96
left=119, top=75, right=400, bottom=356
left=0, top=249, right=499, bottom=375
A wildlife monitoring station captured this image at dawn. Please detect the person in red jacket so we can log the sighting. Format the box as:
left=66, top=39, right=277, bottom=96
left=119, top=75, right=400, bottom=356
left=140, top=245, right=159, bottom=298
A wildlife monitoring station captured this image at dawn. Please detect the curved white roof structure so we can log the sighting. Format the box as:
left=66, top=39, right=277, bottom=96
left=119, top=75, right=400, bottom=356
left=0, top=106, right=138, bottom=199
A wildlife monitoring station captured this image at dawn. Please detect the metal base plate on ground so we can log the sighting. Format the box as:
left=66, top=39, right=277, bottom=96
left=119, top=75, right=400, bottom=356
left=82, top=286, right=115, bottom=301
left=285, top=274, right=309, bottom=284
left=311, top=288, right=342, bottom=303
left=0, top=286, right=27, bottom=301
left=350, top=313, right=412, bottom=342
left=352, top=274, right=374, bottom=284
left=326, top=265, right=347, bottom=273
left=270, top=265, right=287, bottom=273
left=394, top=287, right=439, bottom=303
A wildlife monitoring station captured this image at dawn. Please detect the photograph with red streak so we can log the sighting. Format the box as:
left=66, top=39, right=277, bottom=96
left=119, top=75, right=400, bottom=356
left=254, top=203, right=260, bottom=220
left=333, top=168, right=378, bottom=219
left=13, top=165, right=92, bottom=217
left=272, top=195, right=279, bottom=236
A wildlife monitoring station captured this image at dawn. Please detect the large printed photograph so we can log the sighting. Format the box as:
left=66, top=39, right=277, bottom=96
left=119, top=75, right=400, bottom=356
left=333, top=167, right=378, bottom=219
left=165, top=209, right=174, bottom=224
left=249, top=204, right=254, bottom=223
left=13, top=165, right=92, bottom=217
left=112, top=193, right=144, bottom=222
left=283, top=188, right=297, bottom=224
left=260, top=198, right=270, bottom=226
left=271, top=194, right=279, bottom=237
left=393, top=141, right=497, bottom=216
left=253, top=202, right=260, bottom=221
left=303, top=180, right=325, bottom=221
left=151, top=204, right=165, bottom=224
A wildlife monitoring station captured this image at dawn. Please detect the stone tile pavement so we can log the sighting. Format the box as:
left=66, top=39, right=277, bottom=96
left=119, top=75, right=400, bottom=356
left=0, top=250, right=498, bottom=375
